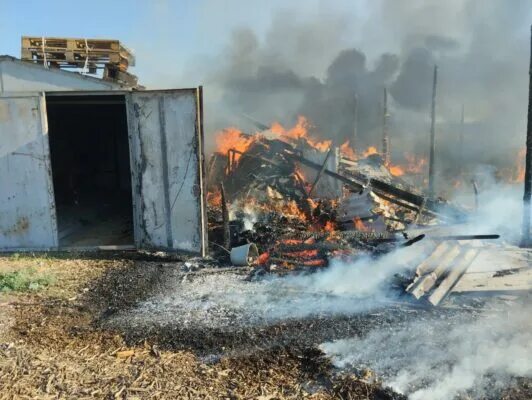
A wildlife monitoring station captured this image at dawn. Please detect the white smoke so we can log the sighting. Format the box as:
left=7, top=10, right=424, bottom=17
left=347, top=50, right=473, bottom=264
left=108, top=244, right=427, bottom=331
left=451, top=182, right=523, bottom=244
left=321, top=303, right=532, bottom=399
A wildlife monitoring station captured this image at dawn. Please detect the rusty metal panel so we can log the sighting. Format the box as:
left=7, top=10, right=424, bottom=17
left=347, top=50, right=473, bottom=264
left=0, top=93, right=58, bottom=249
left=126, top=89, right=207, bottom=255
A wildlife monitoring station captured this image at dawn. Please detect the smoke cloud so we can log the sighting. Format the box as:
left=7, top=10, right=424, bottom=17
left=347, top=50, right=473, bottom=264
left=183, top=0, right=531, bottom=185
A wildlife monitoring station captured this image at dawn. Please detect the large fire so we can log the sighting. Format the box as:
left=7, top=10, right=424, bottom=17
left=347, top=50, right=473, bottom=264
left=210, top=116, right=441, bottom=240
left=215, top=116, right=333, bottom=157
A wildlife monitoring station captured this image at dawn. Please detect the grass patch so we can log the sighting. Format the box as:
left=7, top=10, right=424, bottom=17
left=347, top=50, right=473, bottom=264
left=0, top=268, right=54, bottom=292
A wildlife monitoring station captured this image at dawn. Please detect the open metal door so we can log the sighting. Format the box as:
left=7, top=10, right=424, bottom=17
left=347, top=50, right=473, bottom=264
left=126, top=89, right=207, bottom=255
left=0, top=93, right=58, bottom=250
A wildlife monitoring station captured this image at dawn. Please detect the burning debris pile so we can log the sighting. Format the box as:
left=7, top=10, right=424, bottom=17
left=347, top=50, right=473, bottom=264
left=206, top=116, right=481, bottom=282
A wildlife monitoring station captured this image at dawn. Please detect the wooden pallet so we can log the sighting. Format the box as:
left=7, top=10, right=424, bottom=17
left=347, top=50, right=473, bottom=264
left=21, top=36, right=135, bottom=72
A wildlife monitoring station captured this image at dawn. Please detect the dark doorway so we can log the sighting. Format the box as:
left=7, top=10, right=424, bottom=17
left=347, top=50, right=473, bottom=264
left=46, top=94, right=133, bottom=247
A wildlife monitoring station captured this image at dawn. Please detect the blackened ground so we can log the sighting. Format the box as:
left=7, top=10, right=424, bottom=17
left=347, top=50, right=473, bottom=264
left=88, top=260, right=479, bottom=399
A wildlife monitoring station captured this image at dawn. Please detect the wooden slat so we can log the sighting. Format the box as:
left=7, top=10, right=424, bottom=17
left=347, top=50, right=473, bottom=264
left=427, top=247, right=479, bottom=305
left=407, top=243, right=462, bottom=299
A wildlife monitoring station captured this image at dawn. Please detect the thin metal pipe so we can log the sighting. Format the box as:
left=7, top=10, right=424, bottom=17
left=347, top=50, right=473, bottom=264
left=428, top=65, right=438, bottom=197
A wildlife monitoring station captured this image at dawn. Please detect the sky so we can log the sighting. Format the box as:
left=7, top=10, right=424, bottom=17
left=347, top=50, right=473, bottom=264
left=0, top=0, right=366, bottom=87
left=2, top=0, right=531, bottom=173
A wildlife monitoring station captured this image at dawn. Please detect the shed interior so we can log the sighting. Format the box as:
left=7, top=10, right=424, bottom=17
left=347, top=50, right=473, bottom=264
left=46, top=94, right=134, bottom=247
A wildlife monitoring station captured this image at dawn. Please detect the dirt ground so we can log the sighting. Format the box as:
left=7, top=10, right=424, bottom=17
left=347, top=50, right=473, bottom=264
left=0, top=253, right=403, bottom=400
left=1, top=253, right=530, bottom=400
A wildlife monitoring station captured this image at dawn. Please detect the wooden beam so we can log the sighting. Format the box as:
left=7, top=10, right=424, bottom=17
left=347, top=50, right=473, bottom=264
left=308, top=147, right=334, bottom=197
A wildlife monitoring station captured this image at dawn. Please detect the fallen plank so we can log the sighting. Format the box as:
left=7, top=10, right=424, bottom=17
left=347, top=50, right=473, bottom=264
left=408, top=243, right=462, bottom=299
left=408, top=241, right=451, bottom=277
left=427, top=247, right=479, bottom=306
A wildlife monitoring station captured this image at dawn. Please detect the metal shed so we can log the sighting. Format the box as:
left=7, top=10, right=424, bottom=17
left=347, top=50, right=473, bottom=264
left=0, top=55, right=127, bottom=92
left=0, top=58, right=207, bottom=255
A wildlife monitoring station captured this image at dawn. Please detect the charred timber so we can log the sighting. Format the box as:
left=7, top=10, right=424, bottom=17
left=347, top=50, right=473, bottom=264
left=285, top=151, right=365, bottom=191
left=308, top=146, right=334, bottom=197
left=376, top=234, right=499, bottom=243
left=220, top=183, right=231, bottom=250
left=286, top=150, right=467, bottom=221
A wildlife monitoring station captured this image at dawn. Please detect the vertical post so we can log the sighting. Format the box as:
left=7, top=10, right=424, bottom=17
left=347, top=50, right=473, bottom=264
left=521, top=26, right=532, bottom=247
left=353, top=93, right=358, bottom=155
left=459, top=104, right=465, bottom=175
left=220, top=183, right=231, bottom=251
left=428, top=65, right=438, bottom=197
left=382, top=88, right=390, bottom=165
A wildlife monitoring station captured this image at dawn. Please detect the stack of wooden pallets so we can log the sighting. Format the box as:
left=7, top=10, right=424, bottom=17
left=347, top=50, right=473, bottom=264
left=21, top=36, right=135, bottom=74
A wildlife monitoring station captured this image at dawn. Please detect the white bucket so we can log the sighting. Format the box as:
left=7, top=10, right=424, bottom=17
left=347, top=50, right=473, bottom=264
left=230, top=243, right=259, bottom=266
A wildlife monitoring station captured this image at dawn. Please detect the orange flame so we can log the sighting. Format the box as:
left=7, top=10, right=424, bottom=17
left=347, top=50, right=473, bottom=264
left=207, top=190, right=222, bottom=207
left=283, top=200, right=308, bottom=221
left=388, top=165, right=405, bottom=176
left=215, top=127, right=255, bottom=157
left=238, top=197, right=308, bottom=222
left=257, top=252, right=270, bottom=265
left=354, top=217, right=370, bottom=232
left=362, top=146, right=378, bottom=158
left=284, top=249, right=319, bottom=258
left=340, top=141, right=356, bottom=160
left=384, top=153, right=427, bottom=177
left=324, top=221, right=336, bottom=232
left=403, top=153, right=428, bottom=174
left=271, top=116, right=332, bottom=152
left=513, top=147, right=526, bottom=183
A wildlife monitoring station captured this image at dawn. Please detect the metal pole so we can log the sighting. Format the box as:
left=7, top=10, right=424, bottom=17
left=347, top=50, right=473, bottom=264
left=382, top=88, right=390, bottom=165
left=428, top=65, right=438, bottom=197
left=521, top=26, right=532, bottom=247
left=460, top=104, right=465, bottom=175
left=353, top=93, right=358, bottom=154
